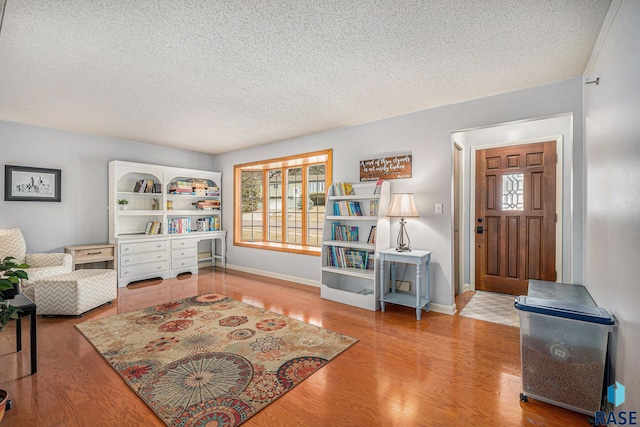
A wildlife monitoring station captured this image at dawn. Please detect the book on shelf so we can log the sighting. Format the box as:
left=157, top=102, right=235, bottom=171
left=168, top=217, right=192, bottom=234
left=196, top=217, right=220, bottom=232
left=191, top=179, right=208, bottom=189
left=331, top=223, right=359, bottom=242
left=333, top=200, right=363, bottom=216
left=133, top=179, right=161, bottom=193
left=369, top=199, right=379, bottom=216
left=145, top=221, right=161, bottom=235
left=332, top=182, right=354, bottom=196
left=326, top=246, right=374, bottom=269
left=373, top=178, right=384, bottom=195
left=192, top=200, right=221, bottom=210
left=169, top=180, right=195, bottom=194
left=367, top=226, right=376, bottom=244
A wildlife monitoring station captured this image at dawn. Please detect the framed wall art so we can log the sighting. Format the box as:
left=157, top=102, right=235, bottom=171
left=4, top=165, right=62, bottom=202
left=359, top=155, right=412, bottom=181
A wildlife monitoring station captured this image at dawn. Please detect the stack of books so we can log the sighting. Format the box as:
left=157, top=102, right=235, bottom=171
left=193, top=200, right=221, bottom=210
left=168, top=180, right=194, bottom=194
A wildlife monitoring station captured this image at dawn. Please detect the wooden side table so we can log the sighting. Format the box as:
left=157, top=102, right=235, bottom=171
left=64, top=243, right=116, bottom=270
left=379, top=248, right=433, bottom=320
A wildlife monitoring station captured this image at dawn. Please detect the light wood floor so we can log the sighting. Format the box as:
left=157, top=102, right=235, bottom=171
left=1, top=268, right=591, bottom=426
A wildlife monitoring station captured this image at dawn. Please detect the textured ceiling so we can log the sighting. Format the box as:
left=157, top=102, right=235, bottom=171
left=0, top=1, right=611, bottom=155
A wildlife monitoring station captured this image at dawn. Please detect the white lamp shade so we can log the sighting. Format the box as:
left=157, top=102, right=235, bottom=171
left=387, top=193, right=419, bottom=217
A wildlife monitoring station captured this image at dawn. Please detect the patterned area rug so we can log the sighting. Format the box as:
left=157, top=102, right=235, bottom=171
left=459, top=291, right=520, bottom=328
left=76, top=293, right=357, bottom=426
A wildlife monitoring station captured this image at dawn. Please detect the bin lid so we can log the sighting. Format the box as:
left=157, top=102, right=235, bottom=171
left=514, top=296, right=615, bottom=325
left=527, top=280, right=596, bottom=306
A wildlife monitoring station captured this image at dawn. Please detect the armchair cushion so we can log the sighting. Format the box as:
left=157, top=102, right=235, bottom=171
left=0, top=228, right=27, bottom=264
left=0, top=229, right=73, bottom=299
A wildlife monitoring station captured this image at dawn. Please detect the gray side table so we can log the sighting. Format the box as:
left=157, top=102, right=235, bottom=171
left=379, top=248, right=432, bottom=320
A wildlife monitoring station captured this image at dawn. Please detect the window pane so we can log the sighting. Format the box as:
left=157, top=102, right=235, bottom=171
left=241, top=171, right=263, bottom=241
left=502, top=173, right=525, bottom=211
left=307, top=165, right=326, bottom=246
left=286, top=167, right=303, bottom=244
left=234, top=149, right=331, bottom=253
left=268, top=170, right=282, bottom=242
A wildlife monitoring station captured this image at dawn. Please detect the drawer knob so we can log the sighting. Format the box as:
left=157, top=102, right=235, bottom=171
left=124, top=260, right=129, bottom=263
left=124, top=248, right=130, bottom=251
left=124, top=270, right=130, bottom=274
left=157, top=266, right=163, bottom=270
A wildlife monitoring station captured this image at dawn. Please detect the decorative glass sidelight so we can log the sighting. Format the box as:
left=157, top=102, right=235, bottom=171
left=502, top=173, right=524, bottom=210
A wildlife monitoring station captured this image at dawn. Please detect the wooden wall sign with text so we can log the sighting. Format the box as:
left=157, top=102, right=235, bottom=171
left=359, top=155, right=412, bottom=181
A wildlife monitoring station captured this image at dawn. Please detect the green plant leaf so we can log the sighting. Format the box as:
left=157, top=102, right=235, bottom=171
left=14, top=270, right=29, bottom=279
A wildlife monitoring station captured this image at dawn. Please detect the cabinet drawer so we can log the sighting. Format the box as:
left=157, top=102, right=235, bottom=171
left=120, top=240, right=168, bottom=255
left=171, top=258, right=197, bottom=269
left=171, top=239, right=198, bottom=249
left=120, top=261, right=169, bottom=278
left=121, top=251, right=169, bottom=266
left=171, top=247, right=197, bottom=260
left=75, top=247, right=114, bottom=262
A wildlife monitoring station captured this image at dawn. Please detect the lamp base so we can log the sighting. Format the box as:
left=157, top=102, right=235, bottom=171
left=395, top=218, right=412, bottom=252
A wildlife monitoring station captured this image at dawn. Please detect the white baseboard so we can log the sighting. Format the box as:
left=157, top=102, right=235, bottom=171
left=225, top=263, right=322, bottom=288
left=224, top=263, right=457, bottom=315
left=430, top=302, right=457, bottom=315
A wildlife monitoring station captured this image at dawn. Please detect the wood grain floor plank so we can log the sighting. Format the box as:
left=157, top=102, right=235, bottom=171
left=0, top=267, right=591, bottom=426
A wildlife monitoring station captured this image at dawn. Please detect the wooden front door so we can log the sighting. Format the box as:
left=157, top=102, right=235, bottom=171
left=475, top=141, right=556, bottom=295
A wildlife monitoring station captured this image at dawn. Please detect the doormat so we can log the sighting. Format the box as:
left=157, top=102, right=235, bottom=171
left=76, top=293, right=357, bottom=426
left=459, top=291, right=519, bottom=328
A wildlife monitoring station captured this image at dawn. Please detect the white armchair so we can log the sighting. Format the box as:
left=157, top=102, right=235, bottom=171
left=0, top=229, right=72, bottom=300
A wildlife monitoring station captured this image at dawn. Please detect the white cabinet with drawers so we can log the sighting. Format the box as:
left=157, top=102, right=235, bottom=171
left=170, top=238, right=198, bottom=275
left=109, top=161, right=228, bottom=287
left=117, top=237, right=171, bottom=286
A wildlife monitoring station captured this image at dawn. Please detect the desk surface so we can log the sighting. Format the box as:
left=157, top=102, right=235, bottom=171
left=379, top=248, right=432, bottom=260
left=8, top=293, right=36, bottom=310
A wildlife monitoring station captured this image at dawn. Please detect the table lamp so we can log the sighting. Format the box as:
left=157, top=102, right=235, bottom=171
left=387, top=193, right=419, bottom=252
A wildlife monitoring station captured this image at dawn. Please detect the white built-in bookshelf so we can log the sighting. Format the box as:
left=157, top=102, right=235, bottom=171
left=109, top=161, right=225, bottom=287
left=320, top=181, right=391, bottom=310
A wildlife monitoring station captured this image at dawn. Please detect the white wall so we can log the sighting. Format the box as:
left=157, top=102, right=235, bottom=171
left=0, top=121, right=215, bottom=253
left=0, top=78, right=587, bottom=314
left=212, top=77, right=584, bottom=311
left=583, top=0, right=640, bottom=411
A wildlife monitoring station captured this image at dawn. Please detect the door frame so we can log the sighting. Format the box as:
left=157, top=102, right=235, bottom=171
left=469, top=136, right=564, bottom=291
left=452, top=141, right=465, bottom=295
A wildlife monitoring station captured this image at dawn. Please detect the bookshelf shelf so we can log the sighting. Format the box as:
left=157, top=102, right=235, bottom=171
left=322, top=266, right=375, bottom=279
left=322, top=241, right=375, bottom=250
left=117, top=210, right=163, bottom=216
left=109, top=161, right=226, bottom=287
left=167, top=210, right=221, bottom=216
left=117, top=191, right=162, bottom=196
left=325, top=215, right=378, bottom=221
left=320, top=181, right=391, bottom=311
